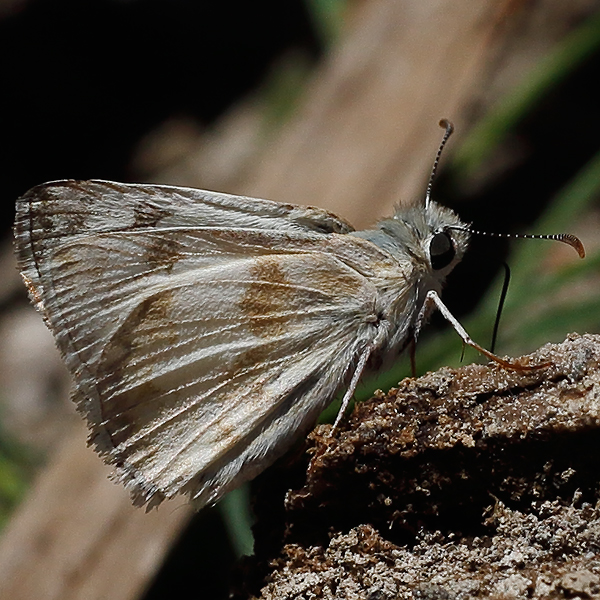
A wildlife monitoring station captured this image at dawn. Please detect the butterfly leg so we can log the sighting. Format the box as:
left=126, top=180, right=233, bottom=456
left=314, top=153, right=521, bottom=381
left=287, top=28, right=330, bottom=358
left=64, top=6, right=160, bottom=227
left=408, top=336, right=417, bottom=377
left=330, top=345, right=373, bottom=433
left=421, top=290, right=547, bottom=371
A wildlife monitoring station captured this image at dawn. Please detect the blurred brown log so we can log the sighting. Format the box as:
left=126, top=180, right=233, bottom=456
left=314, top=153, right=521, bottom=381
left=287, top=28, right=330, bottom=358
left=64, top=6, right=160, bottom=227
left=0, top=422, right=190, bottom=600
left=247, top=0, right=599, bottom=228
left=0, top=1, right=597, bottom=599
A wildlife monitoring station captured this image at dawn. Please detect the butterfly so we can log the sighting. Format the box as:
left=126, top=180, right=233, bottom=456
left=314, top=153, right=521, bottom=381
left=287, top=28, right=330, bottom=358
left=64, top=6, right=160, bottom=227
left=13, top=121, right=583, bottom=509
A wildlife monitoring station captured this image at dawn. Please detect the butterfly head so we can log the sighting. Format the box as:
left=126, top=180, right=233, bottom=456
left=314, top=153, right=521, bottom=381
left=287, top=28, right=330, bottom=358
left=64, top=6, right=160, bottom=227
left=374, top=200, right=470, bottom=278
left=424, top=202, right=471, bottom=275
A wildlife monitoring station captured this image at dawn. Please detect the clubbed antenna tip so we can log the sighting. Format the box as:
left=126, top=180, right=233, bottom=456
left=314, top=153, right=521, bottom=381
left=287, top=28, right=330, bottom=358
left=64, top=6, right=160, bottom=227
left=438, top=119, right=454, bottom=135
left=557, top=233, right=586, bottom=258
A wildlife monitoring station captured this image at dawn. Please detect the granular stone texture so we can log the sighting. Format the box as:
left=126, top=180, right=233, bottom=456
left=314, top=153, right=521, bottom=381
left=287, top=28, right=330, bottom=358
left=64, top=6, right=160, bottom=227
left=261, top=503, right=600, bottom=599
left=248, top=334, right=600, bottom=599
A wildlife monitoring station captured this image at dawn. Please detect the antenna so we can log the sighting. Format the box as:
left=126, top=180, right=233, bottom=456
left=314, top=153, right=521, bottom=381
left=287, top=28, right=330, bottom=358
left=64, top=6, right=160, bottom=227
left=425, top=119, right=454, bottom=209
left=460, top=229, right=586, bottom=258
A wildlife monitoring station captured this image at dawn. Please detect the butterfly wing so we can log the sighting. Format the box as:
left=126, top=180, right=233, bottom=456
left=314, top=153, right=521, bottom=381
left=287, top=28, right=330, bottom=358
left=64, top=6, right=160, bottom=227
left=14, top=180, right=390, bottom=508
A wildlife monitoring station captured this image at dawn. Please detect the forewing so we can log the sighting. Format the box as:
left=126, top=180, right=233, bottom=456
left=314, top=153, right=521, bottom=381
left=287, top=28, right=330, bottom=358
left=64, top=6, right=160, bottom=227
left=16, top=179, right=353, bottom=240
left=14, top=180, right=384, bottom=508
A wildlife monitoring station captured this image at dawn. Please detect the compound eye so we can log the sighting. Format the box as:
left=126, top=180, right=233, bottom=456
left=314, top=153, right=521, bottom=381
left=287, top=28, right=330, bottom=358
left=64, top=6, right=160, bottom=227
left=430, top=231, right=455, bottom=270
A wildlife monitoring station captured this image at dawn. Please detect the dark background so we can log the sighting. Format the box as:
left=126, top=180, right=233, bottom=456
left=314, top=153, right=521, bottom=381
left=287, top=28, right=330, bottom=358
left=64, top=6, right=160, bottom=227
left=0, top=0, right=320, bottom=231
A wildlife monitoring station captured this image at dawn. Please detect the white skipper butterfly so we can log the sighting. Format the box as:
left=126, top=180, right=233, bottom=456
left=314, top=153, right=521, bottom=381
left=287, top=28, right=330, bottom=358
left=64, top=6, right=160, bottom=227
left=14, top=121, right=583, bottom=509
